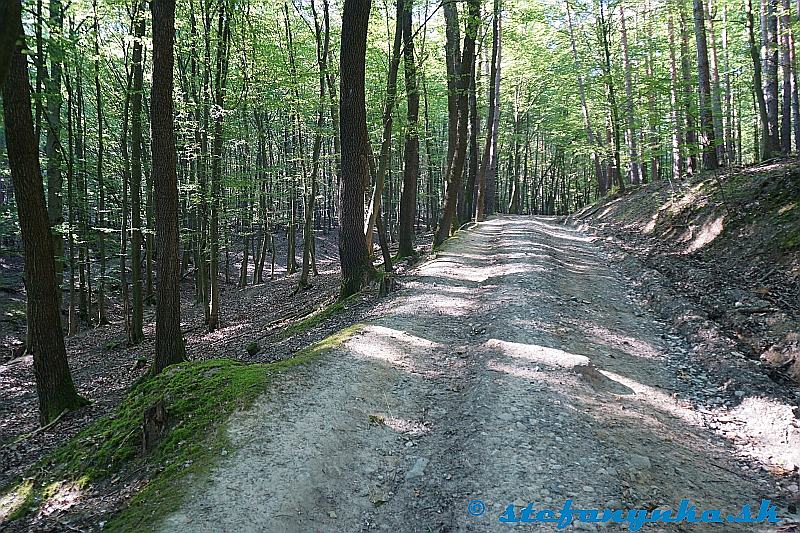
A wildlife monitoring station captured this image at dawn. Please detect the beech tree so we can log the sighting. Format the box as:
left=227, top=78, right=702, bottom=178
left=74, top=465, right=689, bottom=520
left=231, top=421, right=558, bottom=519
left=3, top=1, right=87, bottom=424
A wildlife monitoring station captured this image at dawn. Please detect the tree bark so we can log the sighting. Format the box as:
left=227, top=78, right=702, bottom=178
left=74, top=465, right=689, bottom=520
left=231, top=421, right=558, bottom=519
left=3, top=6, right=87, bottom=424
left=434, top=0, right=480, bottom=247
left=338, top=0, right=374, bottom=297
left=619, top=5, right=642, bottom=184
left=693, top=0, right=720, bottom=170
left=151, top=0, right=185, bottom=374
left=131, top=1, right=145, bottom=343
left=398, top=0, right=420, bottom=259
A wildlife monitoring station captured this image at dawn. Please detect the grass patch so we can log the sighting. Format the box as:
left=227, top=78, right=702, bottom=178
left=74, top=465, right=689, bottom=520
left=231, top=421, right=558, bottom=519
left=0, top=324, right=364, bottom=532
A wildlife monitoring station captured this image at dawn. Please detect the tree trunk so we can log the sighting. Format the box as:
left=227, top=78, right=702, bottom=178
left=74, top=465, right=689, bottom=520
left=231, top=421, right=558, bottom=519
left=443, top=0, right=461, bottom=172
left=693, top=0, right=720, bottom=170
left=398, top=0, right=420, bottom=259
left=566, top=1, right=604, bottom=195
left=208, top=1, right=231, bottom=331
left=619, top=5, right=642, bottom=184
left=434, top=0, right=480, bottom=247
left=45, top=0, right=64, bottom=311
left=668, top=14, right=684, bottom=180
left=364, top=0, right=403, bottom=255
left=151, top=0, right=185, bottom=374
left=476, top=0, right=501, bottom=221
left=94, top=0, right=108, bottom=324
left=762, top=0, right=781, bottom=157
left=747, top=0, right=776, bottom=160
left=338, top=0, right=374, bottom=298
left=130, top=1, right=145, bottom=343
left=3, top=7, right=87, bottom=424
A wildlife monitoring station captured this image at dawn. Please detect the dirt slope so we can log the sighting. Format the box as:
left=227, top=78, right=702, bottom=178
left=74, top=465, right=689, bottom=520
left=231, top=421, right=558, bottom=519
left=158, top=217, right=797, bottom=532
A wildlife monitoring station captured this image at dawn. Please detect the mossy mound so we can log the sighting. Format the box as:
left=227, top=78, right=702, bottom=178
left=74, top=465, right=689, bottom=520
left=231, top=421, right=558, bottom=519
left=0, top=324, right=363, bottom=531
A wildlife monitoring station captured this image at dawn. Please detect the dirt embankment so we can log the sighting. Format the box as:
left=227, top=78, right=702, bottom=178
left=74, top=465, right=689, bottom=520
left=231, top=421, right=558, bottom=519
left=574, top=160, right=800, bottom=385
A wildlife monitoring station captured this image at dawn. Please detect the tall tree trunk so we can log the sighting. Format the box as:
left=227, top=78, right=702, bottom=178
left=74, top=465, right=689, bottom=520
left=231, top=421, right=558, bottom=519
left=693, top=0, right=720, bottom=170
left=299, top=0, right=330, bottom=289
left=476, top=0, right=500, bottom=221
left=486, top=21, right=502, bottom=215
left=443, top=0, right=461, bottom=172
left=619, top=5, right=642, bottom=184
left=679, top=1, right=699, bottom=174
left=45, top=0, right=64, bottom=311
left=93, top=0, right=108, bottom=324
left=780, top=0, right=793, bottom=152
left=3, top=6, right=87, bottom=424
left=566, top=1, right=605, bottom=195
left=130, top=1, right=145, bottom=343
left=364, top=0, right=403, bottom=254
left=338, top=0, right=374, bottom=298
left=668, top=14, right=684, bottom=181
left=598, top=1, right=624, bottom=191
left=151, top=0, right=185, bottom=374
left=706, top=0, right=727, bottom=163
left=434, top=0, right=480, bottom=246
left=208, top=1, right=231, bottom=331
left=398, top=0, right=420, bottom=259
left=763, top=0, right=781, bottom=157
left=747, top=0, right=775, bottom=159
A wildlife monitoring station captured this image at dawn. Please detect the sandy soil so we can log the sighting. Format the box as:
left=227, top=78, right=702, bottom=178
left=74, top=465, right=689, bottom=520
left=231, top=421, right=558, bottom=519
left=158, top=216, right=798, bottom=532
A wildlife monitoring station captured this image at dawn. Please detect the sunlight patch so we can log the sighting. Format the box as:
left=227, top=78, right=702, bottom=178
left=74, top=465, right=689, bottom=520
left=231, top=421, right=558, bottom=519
left=0, top=479, right=33, bottom=522
left=486, top=338, right=590, bottom=369
left=685, top=215, right=725, bottom=253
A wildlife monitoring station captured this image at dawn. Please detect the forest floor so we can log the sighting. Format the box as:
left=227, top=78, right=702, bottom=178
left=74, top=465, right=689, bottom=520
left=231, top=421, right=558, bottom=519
left=0, top=229, right=388, bottom=496
left=153, top=216, right=799, bottom=532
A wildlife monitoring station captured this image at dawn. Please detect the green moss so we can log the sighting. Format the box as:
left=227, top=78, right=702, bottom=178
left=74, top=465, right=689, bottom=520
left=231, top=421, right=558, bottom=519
left=245, top=341, right=259, bottom=355
left=276, top=293, right=359, bottom=341
left=0, top=324, right=364, bottom=532
left=0, top=479, right=33, bottom=522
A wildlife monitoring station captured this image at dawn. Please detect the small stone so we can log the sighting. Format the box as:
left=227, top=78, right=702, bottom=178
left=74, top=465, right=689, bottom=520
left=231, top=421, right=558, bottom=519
left=329, top=511, right=337, bottom=519
left=734, top=390, right=746, bottom=398
left=627, top=454, right=651, bottom=469
left=788, top=484, right=799, bottom=493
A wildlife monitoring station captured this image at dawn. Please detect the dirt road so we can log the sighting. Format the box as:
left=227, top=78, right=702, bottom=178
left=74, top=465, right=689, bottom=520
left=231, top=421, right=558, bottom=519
left=159, top=216, right=787, bottom=532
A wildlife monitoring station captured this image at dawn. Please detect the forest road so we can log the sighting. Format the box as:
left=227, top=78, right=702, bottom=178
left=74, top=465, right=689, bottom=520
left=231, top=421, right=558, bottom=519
left=159, top=216, right=782, bottom=533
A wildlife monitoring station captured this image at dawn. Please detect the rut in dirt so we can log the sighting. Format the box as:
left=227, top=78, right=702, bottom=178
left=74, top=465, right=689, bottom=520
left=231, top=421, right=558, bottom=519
left=160, top=216, right=782, bottom=533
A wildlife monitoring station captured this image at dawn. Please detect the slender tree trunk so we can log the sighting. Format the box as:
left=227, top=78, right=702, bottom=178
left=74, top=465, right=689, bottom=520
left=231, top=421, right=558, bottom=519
left=299, top=0, right=330, bottom=289
left=443, top=0, right=461, bottom=172
left=693, top=0, right=720, bottom=170
left=747, top=0, right=776, bottom=159
left=398, top=0, right=420, bottom=259
left=780, top=0, right=793, bottom=152
left=130, top=2, right=145, bottom=343
left=45, top=0, right=64, bottom=312
left=208, top=1, right=230, bottom=331
left=679, top=1, right=699, bottom=174
left=364, top=0, right=403, bottom=254
left=619, top=5, right=642, bottom=184
left=566, top=1, right=604, bottom=195
left=763, top=0, right=781, bottom=156
left=476, top=0, right=500, bottom=221
left=706, top=0, right=727, bottom=163
left=668, top=14, right=684, bottom=181
left=93, top=0, right=108, bottom=324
